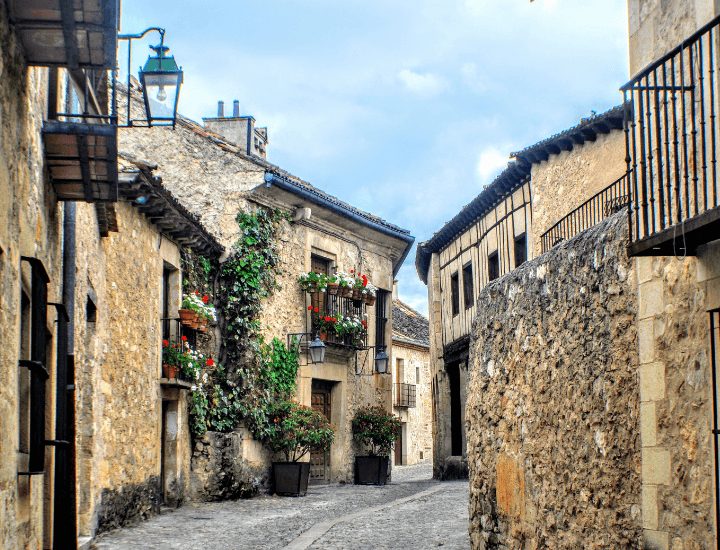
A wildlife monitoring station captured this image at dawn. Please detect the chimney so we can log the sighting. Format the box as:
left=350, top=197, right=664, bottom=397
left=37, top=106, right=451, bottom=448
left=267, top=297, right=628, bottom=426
left=203, top=100, right=269, bottom=159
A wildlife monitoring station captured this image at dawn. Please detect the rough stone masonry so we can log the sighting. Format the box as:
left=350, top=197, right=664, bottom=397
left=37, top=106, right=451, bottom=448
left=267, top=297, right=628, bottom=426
left=466, top=212, right=642, bottom=549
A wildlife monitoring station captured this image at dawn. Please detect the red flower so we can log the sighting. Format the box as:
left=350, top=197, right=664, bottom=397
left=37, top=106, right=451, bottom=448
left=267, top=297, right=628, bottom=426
left=194, top=290, right=200, bottom=295
left=361, top=320, right=367, bottom=328
left=361, top=274, right=368, bottom=287
left=314, top=307, right=319, bottom=313
left=162, top=339, right=169, bottom=347
left=202, top=295, right=210, bottom=304
left=308, top=305, right=313, bottom=311
left=350, top=269, right=355, bottom=274
left=324, top=316, right=332, bottom=322
left=206, top=357, right=214, bottom=367
left=331, top=317, right=337, bottom=322
left=181, top=335, right=187, bottom=342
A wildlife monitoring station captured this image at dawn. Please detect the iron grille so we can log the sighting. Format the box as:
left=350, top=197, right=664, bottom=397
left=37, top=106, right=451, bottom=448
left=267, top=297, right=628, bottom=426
left=540, top=173, right=630, bottom=254
left=622, top=15, right=720, bottom=256
left=395, top=383, right=416, bottom=408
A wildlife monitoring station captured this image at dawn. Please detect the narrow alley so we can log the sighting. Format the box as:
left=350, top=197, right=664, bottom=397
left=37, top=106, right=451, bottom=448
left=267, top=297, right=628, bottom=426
left=91, top=464, right=469, bottom=549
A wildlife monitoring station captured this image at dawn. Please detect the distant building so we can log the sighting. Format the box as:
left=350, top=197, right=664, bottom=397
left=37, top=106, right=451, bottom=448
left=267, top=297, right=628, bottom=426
left=391, top=295, right=432, bottom=466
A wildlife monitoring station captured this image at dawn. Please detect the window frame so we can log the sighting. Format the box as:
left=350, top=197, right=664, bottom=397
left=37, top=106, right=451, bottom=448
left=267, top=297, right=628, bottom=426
left=450, top=271, right=460, bottom=317
left=488, top=252, right=500, bottom=282
left=462, top=261, right=474, bottom=310
left=514, top=233, right=527, bottom=268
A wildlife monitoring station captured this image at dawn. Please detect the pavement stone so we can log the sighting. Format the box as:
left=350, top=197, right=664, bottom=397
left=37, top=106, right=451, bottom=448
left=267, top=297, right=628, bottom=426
left=91, top=462, right=470, bottom=550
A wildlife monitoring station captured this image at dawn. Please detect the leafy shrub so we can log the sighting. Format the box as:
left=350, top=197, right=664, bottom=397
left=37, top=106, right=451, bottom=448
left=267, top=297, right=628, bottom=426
left=264, top=401, right=334, bottom=462
left=352, top=406, right=402, bottom=456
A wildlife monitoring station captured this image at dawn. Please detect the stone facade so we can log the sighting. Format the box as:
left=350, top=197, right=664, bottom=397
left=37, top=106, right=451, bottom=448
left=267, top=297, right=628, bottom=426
left=119, top=95, right=412, bottom=486
left=466, top=213, right=642, bottom=549
left=635, top=245, right=720, bottom=548
left=0, top=3, right=64, bottom=547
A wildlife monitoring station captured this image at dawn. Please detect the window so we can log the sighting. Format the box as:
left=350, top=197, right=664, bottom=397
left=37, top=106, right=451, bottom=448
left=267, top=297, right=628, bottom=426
left=462, top=262, right=474, bottom=310
left=375, top=289, right=389, bottom=349
left=450, top=272, right=460, bottom=316
left=488, top=252, right=500, bottom=282
left=86, top=296, right=97, bottom=324
left=310, top=254, right=332, bottom=314
left=514, top=233, right=527, bottom=268
left=416, top=366, right=421, bottom=384
left=395, top=358, right=405, bottom=384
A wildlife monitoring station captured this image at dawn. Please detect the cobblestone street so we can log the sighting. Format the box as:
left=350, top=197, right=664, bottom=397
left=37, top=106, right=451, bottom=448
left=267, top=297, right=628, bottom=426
left=91, top=463, right=469, bottom=549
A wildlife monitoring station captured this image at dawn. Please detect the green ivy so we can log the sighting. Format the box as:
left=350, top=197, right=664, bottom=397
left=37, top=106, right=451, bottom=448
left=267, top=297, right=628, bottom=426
left=183, top=208, right=299, bottom=440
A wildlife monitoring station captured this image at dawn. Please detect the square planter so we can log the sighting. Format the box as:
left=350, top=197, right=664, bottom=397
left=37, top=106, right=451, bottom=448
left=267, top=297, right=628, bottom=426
left=273, top=462, right=310, bottom=497
left=354, top=455, right=389, bottom=485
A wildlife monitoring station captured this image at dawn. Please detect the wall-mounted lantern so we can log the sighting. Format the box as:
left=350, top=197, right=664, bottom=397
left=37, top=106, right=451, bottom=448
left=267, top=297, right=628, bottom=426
left=117, top=28, right=184, bottom=128
left=374, top=347, right=389, bottom=374
left=287, top=333, right=326, bottom=365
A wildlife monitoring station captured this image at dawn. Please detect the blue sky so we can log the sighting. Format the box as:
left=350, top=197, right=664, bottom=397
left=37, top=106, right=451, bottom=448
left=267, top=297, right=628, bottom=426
left=120, top=0, right=629, bottom=314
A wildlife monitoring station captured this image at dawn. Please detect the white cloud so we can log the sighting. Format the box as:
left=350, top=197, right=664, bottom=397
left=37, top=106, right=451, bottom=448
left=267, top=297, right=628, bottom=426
left=397, top=69, right=448, bottom=97
left=460, top=62, right=488, bottom=93
left=476, top=146, right=510, bottom=184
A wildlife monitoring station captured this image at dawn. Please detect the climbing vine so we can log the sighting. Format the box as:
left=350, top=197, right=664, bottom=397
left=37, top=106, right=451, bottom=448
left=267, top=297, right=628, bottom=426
left=182, top=208, right=299, bottom=440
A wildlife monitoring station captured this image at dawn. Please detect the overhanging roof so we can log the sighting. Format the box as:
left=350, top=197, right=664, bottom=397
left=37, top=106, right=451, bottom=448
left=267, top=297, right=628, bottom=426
left=415, top=161, right=530, bottom=284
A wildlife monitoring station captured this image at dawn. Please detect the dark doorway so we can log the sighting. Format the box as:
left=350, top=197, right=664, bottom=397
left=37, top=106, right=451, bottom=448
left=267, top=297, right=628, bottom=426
left=310, top=380, right=333, bottom=482
left=447, top=362, right=463, bottom=456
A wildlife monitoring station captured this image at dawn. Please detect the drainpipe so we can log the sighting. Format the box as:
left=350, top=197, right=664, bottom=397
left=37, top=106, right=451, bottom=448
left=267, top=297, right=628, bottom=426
left=55, top=201, right=78, bottom=547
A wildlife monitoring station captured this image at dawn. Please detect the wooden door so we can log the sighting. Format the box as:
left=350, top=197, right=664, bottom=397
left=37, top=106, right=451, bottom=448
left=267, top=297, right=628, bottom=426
left=394, top=424, right=403, bottom=465
left=310, top=381, right=332, bottom=482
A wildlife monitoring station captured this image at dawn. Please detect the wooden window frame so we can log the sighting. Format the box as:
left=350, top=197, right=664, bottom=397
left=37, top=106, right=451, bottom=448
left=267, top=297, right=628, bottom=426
left=488, top=252, right=500, bottom=282
left=462, top=262, right=474, bottom=310
left=450, top=272, right=460, bottom=317
left=514, top=233, right=527, bottom=268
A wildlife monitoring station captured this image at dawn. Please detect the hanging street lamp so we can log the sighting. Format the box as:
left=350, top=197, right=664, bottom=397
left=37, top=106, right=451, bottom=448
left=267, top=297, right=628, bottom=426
left=116, top=28, right=183, bottom=128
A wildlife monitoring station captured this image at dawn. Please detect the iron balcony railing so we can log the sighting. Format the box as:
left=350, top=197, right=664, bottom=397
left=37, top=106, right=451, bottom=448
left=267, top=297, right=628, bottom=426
left=622, top=15, right=720, bottom=256
left=540, top=173, right=630, bottom=254
left=308, top=294, right=368, bottom=350
left=394, top=383, right=416, bottom=408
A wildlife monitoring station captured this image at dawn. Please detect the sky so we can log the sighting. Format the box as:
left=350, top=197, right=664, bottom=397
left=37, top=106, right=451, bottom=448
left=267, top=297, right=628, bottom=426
left=120, top=0, right=630, bottom=315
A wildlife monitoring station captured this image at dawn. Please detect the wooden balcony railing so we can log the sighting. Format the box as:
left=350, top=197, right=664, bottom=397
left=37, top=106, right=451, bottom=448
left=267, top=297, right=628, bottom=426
left=622, top=15, right=720, bottom=256
left=394, top=383, right=416, bottom=408
left=540, top=173, right=630, bottom=254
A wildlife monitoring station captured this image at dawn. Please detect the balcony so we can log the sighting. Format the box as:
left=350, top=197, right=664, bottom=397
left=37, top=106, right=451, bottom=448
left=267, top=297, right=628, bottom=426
left=308, top=294, right=368, bottom=351
left=394, top=383, right=416, bottom=408
left=540, top=173, right=630, bottom=254
left=8, top=0, right=118, bottom=69
left=622, top=15, right=720, bottom=256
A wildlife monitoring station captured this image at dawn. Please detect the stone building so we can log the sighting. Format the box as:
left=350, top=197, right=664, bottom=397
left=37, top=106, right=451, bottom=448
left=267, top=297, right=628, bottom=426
left=428, top=0, right=720, bottom=547
left=416, top=107, right=626, bottom=479
left=119, top=97, right=414, bottom=485
left=390, top=296, right=432, bottom=466
left=0, top=2, right=225, bottom=546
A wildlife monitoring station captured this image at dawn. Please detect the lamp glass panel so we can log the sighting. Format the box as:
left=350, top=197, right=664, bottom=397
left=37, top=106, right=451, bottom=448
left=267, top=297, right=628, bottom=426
left=141, top=71, right=181, bottom=121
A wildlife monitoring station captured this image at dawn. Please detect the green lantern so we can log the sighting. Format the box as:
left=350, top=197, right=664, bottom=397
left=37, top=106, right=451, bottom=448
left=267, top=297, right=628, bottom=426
left=139, top=41, right=183, bottom=127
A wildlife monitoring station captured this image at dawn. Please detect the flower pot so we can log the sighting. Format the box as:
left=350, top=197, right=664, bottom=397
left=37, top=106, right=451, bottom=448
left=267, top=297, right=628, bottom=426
left=354, top=455, right=389, bottom=485
left=352, top=288, right=363, bottom=300
left=340, top=286, right=353, bottom=298
left=197, top=317, right=208, bottom=333
left=179, top=308, right=195, bottom=326
left=273, top=462, right=311, bottom=497
left=365, top=294, right=376, bottom=306
left=327, top=283, right=339, bottom=295
left=319, top=331, right=328, bottom=341
left=163, top=364, right=180, bottom=380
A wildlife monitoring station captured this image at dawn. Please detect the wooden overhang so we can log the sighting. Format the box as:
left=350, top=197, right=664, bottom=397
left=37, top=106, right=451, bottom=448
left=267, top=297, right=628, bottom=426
left=43, top=120, right=118, bottom=202
left=8, top=0, right=118, bottom=69
left=117, top=158, right=224, bottom=258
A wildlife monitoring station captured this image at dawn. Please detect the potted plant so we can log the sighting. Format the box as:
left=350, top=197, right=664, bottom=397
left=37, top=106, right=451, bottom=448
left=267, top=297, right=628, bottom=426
left=264, top=401, right=334, bottom=497
left=298, top=271, right=328, bottom=294
left=180, top=292, right=203, bottom=326
left=326, top=274, right=340, bottom=295
left=352, top=406, right=401, bottom=485
left=337, top=271, right=355, bottom=298
left=364, top=283, right=377, bottom=306
left=162, top=338, right=185, bottom=379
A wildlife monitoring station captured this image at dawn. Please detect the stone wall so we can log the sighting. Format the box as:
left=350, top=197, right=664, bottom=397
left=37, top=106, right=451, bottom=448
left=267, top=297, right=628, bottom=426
left=73, top=200, right=191, bottom=537
left=635, top=244, right=720, bottom=549
left=627, top=0, right=717, bottom=75
left=466, top=213, right=642, bottom=549
left=529, top=130, right=626, bottom=257
left=391, top=343, right=433, bottom=465
left=0, top=2, right=61, bottom=547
